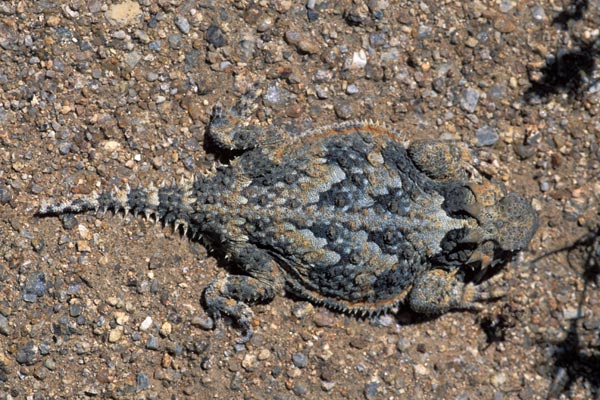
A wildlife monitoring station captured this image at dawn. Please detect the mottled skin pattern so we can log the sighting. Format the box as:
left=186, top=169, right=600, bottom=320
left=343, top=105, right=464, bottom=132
left=37, top=88, right=538, bottom=341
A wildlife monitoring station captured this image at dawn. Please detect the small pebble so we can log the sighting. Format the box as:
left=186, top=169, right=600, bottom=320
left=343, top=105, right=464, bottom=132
left=0, top=185, right=11, bottom=204
left=364, top=381, right=379, bottom=399
left=16, top=342, right=39, bottom=365
left=475, top=126, right=499, bottom=146
left=0, top=315, right=9, bottom=335
left=206, top=25, right=226, bottom=48
left=191, top=315, right=214, bottom=330
left=397, top=337, right=411, bottom=352
left=413, top=364, right=429, bottom=375
left=23, top=272, right=47, bottom=302
left=241, top=353, right=257, bottom=371
left=108, top=328, right=123, bottom=343
left=460, top=88, right=480, bottom=113
left=292, top=381, right=309, bottom=396
left=160, top=321, right=172, bottom=336
left=174, top=15, right=190, bottom=34
left=291, top=302, right=314, bottom=319
left=531, top=5, right=545, bottom=21
left=139, top=316, right=153, bottom=332
left=313, top=310, right=336, bottom=327
left=292, top=352, right=308, bottom=368
left=136, top=373, right=149, bottom=391
left=146, top=336, right=160, bottom=350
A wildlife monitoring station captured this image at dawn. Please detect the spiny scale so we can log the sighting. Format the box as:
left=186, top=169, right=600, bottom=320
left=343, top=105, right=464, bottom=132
left=37, top=178, right=198, bottom=238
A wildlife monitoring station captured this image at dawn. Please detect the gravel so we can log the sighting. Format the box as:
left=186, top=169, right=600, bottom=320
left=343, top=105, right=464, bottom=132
left=1, top=1, right=598, bottom=399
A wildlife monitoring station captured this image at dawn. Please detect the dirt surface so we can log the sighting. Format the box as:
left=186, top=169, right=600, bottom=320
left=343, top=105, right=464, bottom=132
left=0, top=1, right=599, bottom=399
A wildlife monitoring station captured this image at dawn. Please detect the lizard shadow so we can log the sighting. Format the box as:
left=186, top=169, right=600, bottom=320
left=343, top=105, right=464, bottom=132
left=524, top=0, right=599, bottom=102
left=531, top=227, right=599, bottom=398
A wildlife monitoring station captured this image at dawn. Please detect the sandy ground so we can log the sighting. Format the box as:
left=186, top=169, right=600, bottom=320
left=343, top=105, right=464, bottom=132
left=0, top=1, right=599, bottom=399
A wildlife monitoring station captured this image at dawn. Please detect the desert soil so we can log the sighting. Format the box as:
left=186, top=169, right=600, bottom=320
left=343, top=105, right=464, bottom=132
left=0, top=0, right=599, bottom=399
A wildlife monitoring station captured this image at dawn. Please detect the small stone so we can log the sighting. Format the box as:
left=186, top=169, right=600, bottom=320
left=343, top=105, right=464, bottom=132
left=334, top=102, right=355, bottom=120
left=291, top=302, right=314, bottom=319
left=159, top=321, right=172, bottom=337
left=206, top=25, right=226, bottom=48
left=460, top=88, right=480, bottom=113
left=474, top=126, right=499, bottom=147
left=146, top=72, right=159, bottom=82
left=364, top=381, right=379, bottom=399
left=531, top=5, right=545, bottom=22
left=499, top=0, right=514, bottom=13
left=413, top=364, right=429, bottom=375
left=108, top=327, right=123, bottom=343
left=292, top=352, right=308, bottom=368
left=76, top=240, right=91, bottom=252
left=563, top=307, right=580, bottom=320
left=241, top=353, right=257, bottom=371
left=257, top=348, right=271, bottom=361
left=69, top=303, right=82, bottom=317
left=0, top=185, right=12, bottom=204
left=174, top=15, right=190, bottom=33
left=139, top=316, right=153, bottom=332
left=136, top=373, right=149, bottom=391
left=16, top=342, right=39, bottom=365
left=491, top=372, right=507, bottom=387
left=124, top=51, right=142, bottom=69
left=313, top=310, right=335, bottom=327
left=494, top=16, right=516, bottom=33
left=263, top=84, right=294, bottom=109
left=292, top=382, right=309, bottom=397
left=106, top=1, right=142, bottom=26
left=146, top=335, right=159, bottom=350
left=191, top=315, right=214, bottom=330
left=0, top=314, right=9, bottom=335
left=346, top=84, right=359, bottom=95
left=59, top=214, right=77, bottom=230
left=23, top=272, right=47, bottom=302
left=348, top=50, right=367, bottom=69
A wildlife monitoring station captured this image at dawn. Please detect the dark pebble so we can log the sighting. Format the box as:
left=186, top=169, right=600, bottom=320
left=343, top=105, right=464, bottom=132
left=333, top=102, right=354, bottom=120
left=474, top=126, right=499, bottom=146
left=38, top=342, right=51, bottom=355
left=0, top=314, right=9, bottom=335
left=136, top=373, right=149, bottom=391
left=271, top=365, right=283, bottom=378
left=306, top=9, right=319, bottom=22
left=60, top=214, right=78, bottom=230
left=0, top=185, right=11, bottom=204
left=69, top=303, right=82, bottom=317
left=292, top=381, right=309, bottom=396
left=229, top=372, right=243, bottom=391
left=31, top=238, right=45, bottom=253
left=292, top=352, right=308, bottom=368
left=146, top=336, right=159, bottom=350
left=364, top=381, right=379, bottom=399
left=432, top=77, right=445, bottom=93
left=23, top=272, right=47, bottom=302
left=16, top=341, right=39, bottom=365
left=206, top=25, right=226, bottom=48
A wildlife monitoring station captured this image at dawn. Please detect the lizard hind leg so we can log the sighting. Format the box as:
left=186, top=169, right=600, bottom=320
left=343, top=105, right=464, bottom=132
left=203, top=246, right=285, bottom=342
left=408, top=269, right=506, bottom=315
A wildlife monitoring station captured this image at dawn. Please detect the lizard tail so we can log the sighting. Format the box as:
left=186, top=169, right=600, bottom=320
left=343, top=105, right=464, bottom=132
left=37, top=178, right=197, bottom=235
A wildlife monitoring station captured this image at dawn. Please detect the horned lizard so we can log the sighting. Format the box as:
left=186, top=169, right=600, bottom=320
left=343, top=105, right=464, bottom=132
left=37, top=86, right=538, bottom=340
